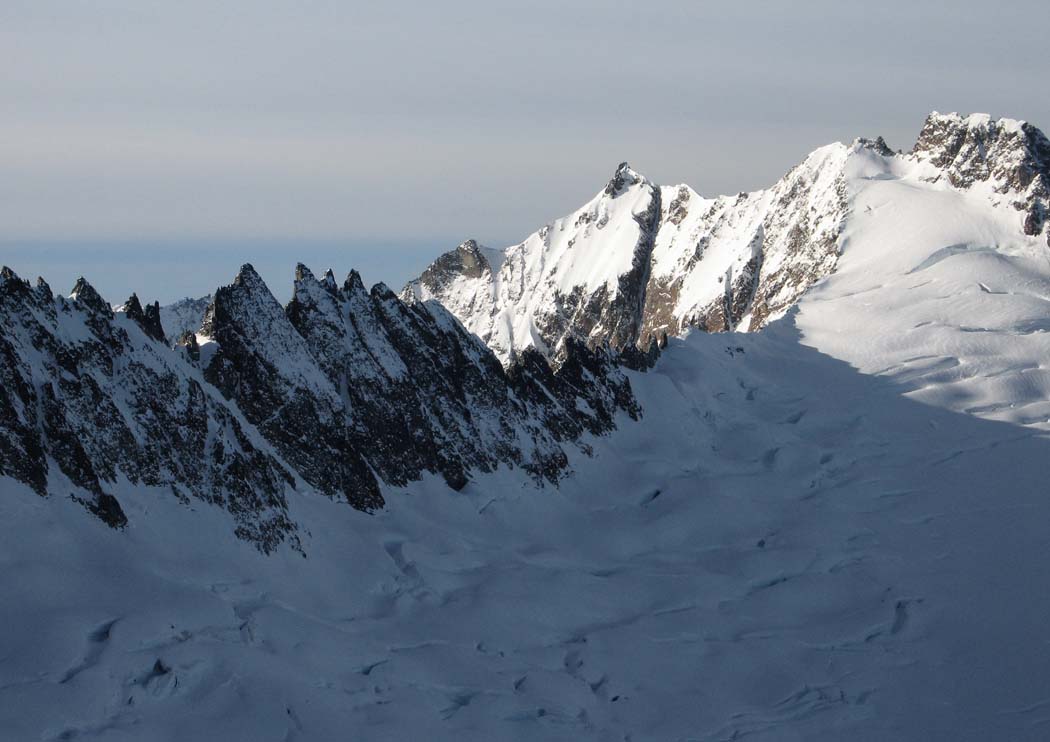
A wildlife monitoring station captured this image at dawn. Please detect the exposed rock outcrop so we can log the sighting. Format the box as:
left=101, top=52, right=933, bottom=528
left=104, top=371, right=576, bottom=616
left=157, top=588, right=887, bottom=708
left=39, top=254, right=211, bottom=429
left=0, top=267, right=298, bottom=552
left=912, top=112, right=1050, bottom=240
left=1, top=263, right=644, bottom=550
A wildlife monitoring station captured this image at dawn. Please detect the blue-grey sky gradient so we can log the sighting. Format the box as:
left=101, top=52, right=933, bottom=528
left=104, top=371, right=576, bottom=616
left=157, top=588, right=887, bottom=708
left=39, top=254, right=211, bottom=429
left=3, top=0, right=1049, bottom=304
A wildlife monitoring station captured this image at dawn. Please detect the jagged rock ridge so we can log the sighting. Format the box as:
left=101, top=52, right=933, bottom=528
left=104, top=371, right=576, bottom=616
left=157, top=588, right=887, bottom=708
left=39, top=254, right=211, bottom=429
left=0, top=263, right=644, bottom=549
left=0, top=268, right=298, bottom=550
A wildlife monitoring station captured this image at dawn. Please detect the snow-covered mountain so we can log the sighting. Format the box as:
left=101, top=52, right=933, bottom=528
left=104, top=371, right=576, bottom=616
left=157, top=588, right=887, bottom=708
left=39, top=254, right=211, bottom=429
left=6, top=111, right=1050, bottom=740
left=0, top=262, right=640, bottom=550
left=406, top=112, right=1050, bottom=367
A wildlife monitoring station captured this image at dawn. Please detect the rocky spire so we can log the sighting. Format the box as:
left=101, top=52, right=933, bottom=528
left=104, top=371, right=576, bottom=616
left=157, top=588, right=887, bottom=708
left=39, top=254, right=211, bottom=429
left=176, top=329, right=200, bottom=362
left=123, top=293, right=166, bottom=343
left=294, top=262, right=315, bottom=283
left=70, top=277, right=111, bottom=317
left=344, top=268, right=368, bottom=297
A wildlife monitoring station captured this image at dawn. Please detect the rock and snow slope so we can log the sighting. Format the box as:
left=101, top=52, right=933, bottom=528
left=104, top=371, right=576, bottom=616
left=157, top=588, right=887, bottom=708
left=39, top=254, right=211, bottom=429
left=795, top=114, right=1050, bottom=431
left=0, top=263, right=639, bottom=549
left=5, top=111, right=1050, bottom=740
left=407, top=112, right=1050, bottom=370
left=4, top=320, right=1050, bottom=741
left=158, top=294, right=212, bottom=342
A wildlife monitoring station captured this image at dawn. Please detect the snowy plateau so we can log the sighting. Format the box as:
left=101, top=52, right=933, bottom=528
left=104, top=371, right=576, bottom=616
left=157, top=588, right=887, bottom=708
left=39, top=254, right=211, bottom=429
left=4, top=111, right=1050, bottom=740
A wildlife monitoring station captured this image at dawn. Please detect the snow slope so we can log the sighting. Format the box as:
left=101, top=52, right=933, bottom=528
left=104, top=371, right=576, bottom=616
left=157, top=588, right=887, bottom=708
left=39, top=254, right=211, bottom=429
left=159, top=295, right=211, bottom=341
left=3, top=319, right=1050, bottom=741
left=796, top=120, right=1050, bottom=430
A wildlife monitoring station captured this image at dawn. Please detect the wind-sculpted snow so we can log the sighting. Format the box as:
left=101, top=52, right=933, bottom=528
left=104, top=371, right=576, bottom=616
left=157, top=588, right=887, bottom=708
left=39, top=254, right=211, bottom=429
left=0, top=262, right=643, bottom=546
left=797, top=126, right=1050, bottom=434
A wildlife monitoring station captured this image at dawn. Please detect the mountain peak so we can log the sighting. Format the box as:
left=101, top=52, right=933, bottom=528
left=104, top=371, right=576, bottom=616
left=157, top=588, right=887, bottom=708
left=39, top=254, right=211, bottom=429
left=852, top=136, right=895, bottom=156
left=912, top=111, right=1050, bottom=236
left=343, top=269, right=367, bottom=297
left=124, top=292, right=144, bottom=316
left=604, top=161, right=648, bottom=197
left=913, top=111, right=1033, bottom=163
left=234, top=262, right=266, bottom=288
left=294, top=263, right=315, bottom=283
left=70, top=277, right=111, bottom=316
left=0, top=267, right=33, bottom=303
left=370, top=282, right=396, bottom=302
left=922, top=110, right=1024, bottom=133
left=122, top=292, right=166, bottom=342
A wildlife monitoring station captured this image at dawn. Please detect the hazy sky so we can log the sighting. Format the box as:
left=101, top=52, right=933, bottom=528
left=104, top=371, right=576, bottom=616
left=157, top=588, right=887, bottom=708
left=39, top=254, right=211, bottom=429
left=3, top=0, right=1049, bottom=303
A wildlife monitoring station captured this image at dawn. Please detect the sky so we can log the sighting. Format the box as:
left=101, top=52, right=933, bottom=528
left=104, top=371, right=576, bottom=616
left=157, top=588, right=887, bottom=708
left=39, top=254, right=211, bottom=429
left=3, top=0, right=1049, bottom=304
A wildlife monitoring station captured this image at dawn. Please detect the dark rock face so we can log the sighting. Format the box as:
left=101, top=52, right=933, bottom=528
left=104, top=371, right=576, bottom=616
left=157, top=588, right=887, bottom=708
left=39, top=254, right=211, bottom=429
left=123, top=293, right=167, bottom=343
left=1, top=262, right=645, bottom=550
left=176, top=331, right=200, bottom=362
left=913, top=112, right=1050, bottom=241
left=415, top=240, right=492, bottom=288
left=201, top=264, right=384, bottom=512
left=77, top=491, right=128, bottom=529
left=858, top=136, right=894, bottom=157
left=284, top=264, right=642, bottom=490
left=506, top=339, right=641, bottom=475
left=0, top=268, right=298, bottom=551
left=605, top=161, right=640, bottom=197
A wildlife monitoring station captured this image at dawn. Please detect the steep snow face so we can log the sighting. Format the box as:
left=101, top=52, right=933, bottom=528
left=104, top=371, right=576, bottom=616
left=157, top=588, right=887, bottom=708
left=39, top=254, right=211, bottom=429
left=405, top=163, right=661, bottom=362
left=643, top=142, right=851, bottom=339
